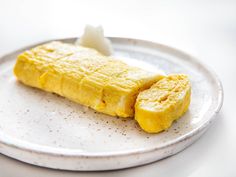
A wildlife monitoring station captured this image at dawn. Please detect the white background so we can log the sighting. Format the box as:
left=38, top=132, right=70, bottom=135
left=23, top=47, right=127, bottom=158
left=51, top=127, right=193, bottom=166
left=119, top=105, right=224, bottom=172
left=0, top=0, right=235, bottom=176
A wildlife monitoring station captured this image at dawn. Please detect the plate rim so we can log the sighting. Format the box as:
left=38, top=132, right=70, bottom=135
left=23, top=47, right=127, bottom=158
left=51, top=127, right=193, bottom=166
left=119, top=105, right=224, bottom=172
left=0, top=37, right=224, bottom=158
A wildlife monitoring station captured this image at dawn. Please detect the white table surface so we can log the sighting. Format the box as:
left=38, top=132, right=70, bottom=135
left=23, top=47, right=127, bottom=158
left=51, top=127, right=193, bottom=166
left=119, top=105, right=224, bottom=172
left=0, top=0, right=235, bottom=176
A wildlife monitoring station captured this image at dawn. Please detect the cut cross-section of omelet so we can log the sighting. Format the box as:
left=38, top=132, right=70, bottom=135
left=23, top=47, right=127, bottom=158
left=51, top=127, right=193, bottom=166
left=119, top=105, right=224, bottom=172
left=135, top=74, right=191, bottom=133
left=14, top=41, right=163, bottom=118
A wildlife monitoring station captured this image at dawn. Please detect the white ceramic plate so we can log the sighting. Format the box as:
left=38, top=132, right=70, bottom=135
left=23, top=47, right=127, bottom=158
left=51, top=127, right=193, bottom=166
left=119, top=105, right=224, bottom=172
left=0, top=38, right=223, bottom=171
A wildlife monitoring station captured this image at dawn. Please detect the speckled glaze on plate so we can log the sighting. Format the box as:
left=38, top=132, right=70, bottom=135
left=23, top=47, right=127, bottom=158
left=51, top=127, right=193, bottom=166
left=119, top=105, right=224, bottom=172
left=0, top=38, right=223, bottom=171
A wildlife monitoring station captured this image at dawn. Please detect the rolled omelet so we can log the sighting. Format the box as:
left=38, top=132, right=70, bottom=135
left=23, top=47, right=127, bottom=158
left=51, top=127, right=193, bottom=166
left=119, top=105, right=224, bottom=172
left=135, top=74, right=191, bottom=133
left=14, top=41, right=163, bottom=118
left=14, top=41, right=191, bottom=133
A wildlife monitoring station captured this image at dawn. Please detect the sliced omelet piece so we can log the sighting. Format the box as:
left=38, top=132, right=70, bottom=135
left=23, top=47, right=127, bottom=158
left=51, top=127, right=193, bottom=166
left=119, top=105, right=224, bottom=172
left=135, top=74, right=191, bottom=133
left=14, top=41, right=163, bottom=118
